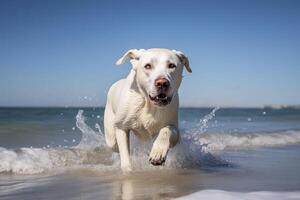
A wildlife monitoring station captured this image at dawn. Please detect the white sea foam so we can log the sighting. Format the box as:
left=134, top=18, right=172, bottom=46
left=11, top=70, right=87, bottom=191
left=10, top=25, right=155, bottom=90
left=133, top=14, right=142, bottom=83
left=0, top=110, right=117, bottom=174
left=0, top=146, right=119, bottom=174
left=0, top=147, right=54, bottom=174
left=198, top=130, right=300, bottom=152
left=175, top=190, right=300, bottom=200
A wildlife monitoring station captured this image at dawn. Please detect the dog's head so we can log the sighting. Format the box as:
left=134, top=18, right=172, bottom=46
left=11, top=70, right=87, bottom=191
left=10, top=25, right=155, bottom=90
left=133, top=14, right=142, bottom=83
left=116, top=48, right=192, bottom=107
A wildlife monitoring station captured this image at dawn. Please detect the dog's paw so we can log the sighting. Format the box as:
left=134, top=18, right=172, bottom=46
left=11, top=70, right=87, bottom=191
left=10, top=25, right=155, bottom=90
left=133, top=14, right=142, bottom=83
left=121, top=165, right=133, bottom=173
left=149, top=144, right=169, bottom=166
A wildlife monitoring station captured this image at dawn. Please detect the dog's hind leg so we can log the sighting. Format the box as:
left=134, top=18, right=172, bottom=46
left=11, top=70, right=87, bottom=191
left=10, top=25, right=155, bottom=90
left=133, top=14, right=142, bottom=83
left=104, top=104, right=119, bottom=152
left=116, top=128, right=132, bottom=171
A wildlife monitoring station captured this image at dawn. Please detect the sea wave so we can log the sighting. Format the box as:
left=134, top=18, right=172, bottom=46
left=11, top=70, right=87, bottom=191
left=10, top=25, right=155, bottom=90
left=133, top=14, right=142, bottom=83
left=1, top=109, right=300, bottom=175
left=190, top=130, right=300, bottom=152
left=0, top=110, right=118, bottom=174
left=182, top=107, right=300, bottom=151
left=0, top=146, right=118, bottom=175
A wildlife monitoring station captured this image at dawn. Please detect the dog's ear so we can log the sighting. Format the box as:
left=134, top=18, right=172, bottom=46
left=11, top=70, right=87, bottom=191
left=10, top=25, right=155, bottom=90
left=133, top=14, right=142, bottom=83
left=172, top=50, right=192, bottom=73
left=116, top=49, right=145, bottom=66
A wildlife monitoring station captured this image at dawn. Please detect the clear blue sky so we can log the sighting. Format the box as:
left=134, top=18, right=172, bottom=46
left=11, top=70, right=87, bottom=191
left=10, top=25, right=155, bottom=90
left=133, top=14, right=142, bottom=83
left=0, top=0, right=299, bottom=107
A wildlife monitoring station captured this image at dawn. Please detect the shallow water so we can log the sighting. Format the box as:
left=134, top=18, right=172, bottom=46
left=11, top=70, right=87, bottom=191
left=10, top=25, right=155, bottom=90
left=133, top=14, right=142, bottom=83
left=0, top=107, right=300, bottom=199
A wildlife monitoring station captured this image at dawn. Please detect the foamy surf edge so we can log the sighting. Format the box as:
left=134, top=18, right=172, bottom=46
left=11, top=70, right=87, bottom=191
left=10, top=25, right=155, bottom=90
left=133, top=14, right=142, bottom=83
left=0, top=147, right=119, bottom=174
left=197, top=130, right=300, bottom=152
left=175, top=190, right=300, bottom=200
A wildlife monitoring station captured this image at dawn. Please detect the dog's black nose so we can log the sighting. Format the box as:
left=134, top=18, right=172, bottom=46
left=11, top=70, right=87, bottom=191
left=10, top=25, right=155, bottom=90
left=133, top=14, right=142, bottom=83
left=155, top=78, right=170, bottom=90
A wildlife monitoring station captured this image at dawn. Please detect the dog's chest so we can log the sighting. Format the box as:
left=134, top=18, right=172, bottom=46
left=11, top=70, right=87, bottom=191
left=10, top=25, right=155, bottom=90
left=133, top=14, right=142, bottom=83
left=131, top=109, right=167, bottom=137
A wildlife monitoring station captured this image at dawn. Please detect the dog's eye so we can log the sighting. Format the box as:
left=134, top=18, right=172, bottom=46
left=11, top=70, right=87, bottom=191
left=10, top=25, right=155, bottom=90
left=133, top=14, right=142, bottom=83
left=168, top=63, right=176, bottom=69
left=144, top=64, right=152, bottom=69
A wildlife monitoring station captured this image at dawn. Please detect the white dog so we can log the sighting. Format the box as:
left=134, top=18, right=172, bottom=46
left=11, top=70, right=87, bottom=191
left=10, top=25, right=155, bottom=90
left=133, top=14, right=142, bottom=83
left=104, top=48, right=192, bottom=171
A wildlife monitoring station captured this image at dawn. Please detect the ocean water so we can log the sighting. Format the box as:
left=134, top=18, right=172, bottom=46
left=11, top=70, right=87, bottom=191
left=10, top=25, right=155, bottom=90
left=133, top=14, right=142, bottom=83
left=0, top=107, right=300, bottom=199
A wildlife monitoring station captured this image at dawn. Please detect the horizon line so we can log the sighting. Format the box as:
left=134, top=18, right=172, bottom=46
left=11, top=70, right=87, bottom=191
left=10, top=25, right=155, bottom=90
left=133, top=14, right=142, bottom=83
left=0, top=105, right=299, bottom=109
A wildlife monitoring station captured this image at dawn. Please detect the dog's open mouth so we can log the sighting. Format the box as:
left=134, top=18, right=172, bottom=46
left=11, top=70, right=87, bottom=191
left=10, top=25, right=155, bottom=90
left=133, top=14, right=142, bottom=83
left=149, top=93, right=172, bottom=106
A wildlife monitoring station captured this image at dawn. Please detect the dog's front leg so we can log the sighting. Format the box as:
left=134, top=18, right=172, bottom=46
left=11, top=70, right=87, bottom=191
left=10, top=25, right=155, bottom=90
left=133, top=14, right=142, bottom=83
left=116, top=129, right=132, bottom=171
left=149, top=125, right=179, bottom=166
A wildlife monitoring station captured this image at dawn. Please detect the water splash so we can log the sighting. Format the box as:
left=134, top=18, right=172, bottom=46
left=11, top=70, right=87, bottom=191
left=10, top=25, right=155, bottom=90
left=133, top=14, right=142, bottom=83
left=75, top=110, right=105, bottom=149
left=171, top=107, right=228, bottom=168
left=197, top=107, right=220, bottom=133
left=183, top=107, right=220, bottom=151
